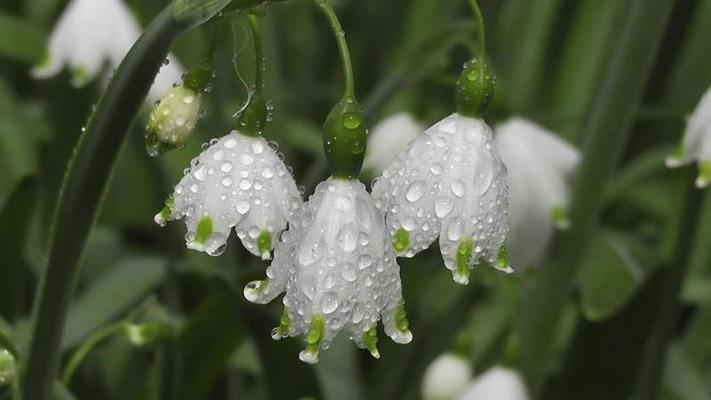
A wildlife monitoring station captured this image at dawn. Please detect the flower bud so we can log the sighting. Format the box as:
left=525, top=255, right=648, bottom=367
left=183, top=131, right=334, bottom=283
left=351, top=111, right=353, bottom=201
left=456, top=58, right=496, bottom=118
left=0, top=348, right=16, bottom=387
left=323, top=97, right=368, bottom=179
left=125, top=322, right=175, bottom=346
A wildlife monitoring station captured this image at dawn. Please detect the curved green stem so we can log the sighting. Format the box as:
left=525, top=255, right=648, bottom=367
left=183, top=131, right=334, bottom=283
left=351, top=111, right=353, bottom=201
left=247, top=14, right=265, bottom=96
left=61, top=321, right=129, bottom=386
left=466, top=0, right=486, bottom=58
left=312, top=0, right=356, bottom=99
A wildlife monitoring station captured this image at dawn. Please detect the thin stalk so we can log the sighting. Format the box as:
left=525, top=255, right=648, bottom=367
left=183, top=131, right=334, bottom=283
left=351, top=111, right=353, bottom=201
left=632, top=174, right=706, bottom=399
left=20, top=7, right=186, bottom=400
left=312, top=0, right=356, bottom=99
left=61, top=321, right=129, bottom=385
left=466, top=0, right=486, bottom=58
left=519, top=0, right=676, bottom=394
left=247, top=14, right=265, bottom=96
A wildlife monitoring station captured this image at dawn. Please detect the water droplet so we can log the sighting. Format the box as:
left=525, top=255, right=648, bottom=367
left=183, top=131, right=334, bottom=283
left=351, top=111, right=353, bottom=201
left=321, top=292, right=339, bottom=314
left=406, top=181, right=425, bottom=202
left=435, top=198, right=454, bottom=218
left=337, top=225, right=358, bottom=252
left=430, top=163, right=443, bottom=175
left=241, top=154, right=254, bottom=165
left=236, top=201, right=250, bottom=214
left=220, top=162, right=233, bottom=172
left=212, top=150, right=224, bottom=161
left=447, top=222, right=464, bottom=241
left=342, top=263, right=357, bottom=282
left=190, top=184, right=199, bottom=193
left=239, top=179, right=252, bottom=190
left=253, top=141, right=265, bottom=154
left=342, top=112, right=362, bottom=129
left=402, top=217, right=417, bottom=230
left=450, top=181, right=466, bottom=198
left=222, top=177, right=233, bottom=187
left=224, top=138, right=237, bottom=149
left=261, top=167, right=274, bottom=179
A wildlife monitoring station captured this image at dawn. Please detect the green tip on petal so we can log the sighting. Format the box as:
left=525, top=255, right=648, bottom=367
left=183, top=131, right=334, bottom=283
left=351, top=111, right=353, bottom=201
left=665, top=140, right=686, bottom=168
left=364, top=325, right=380, bottom=359
left=257, top=229, right=272, bottom=260
left=300, top=315, right=325, bottom=364
left=394, top=299, right=410, bottom=333
left=454, top=239, right=473, bottom=285
left=550, top=205, right=571, bottom=230
left=392, top=228, right=410, bottom=254
left=496, top=245, right=514, bottom=274
left=696, top=161, right=711, bottom=189
left=71, top=65, right=89, bottom=87
left=272, top=307, right=291, bottom=340
left=195, top=216, right=213, bottom=245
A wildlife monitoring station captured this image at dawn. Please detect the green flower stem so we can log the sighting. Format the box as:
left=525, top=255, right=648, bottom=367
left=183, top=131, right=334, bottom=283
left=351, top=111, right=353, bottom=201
left=20, top=1, right=267, bottom=398
left=61, top=321, right=129, bottom=386
left=465, top=0, right=486, bottom=58
left=312, top=0, right=356, bottom=99
left=247, top=14, right=264, bottom=96
left=519, top=0, right=675, bottom=394
left=632, top=173, right=706, bottom=399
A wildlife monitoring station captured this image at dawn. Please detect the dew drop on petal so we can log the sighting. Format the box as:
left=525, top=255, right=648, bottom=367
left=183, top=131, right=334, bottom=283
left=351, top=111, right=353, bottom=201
left=435, top=198, right=454, bottom=218
left=450, top=181, right=466, bottom=198
left=321, top=292, right=339, bottom=314
left=406, top=181, right=426, bottom=202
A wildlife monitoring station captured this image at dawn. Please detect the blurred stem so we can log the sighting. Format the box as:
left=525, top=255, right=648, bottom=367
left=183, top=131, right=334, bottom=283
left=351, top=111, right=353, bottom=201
left=61, top=321, right=129, bottom=386
left=519, top=0, right=675, bottom=395
left=312, top=0, right=356, bottom=99
left=632, top=174, right=706, bottom=399
left=247, top=14, right=265, bottom=96
left=466, top=0, right=486, bottom=58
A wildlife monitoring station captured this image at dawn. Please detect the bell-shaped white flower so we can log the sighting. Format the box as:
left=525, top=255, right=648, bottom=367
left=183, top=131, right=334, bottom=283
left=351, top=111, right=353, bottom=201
left=243, top=178, right=412, bottom=364
left=363, top=113, right=424, bottom=175
left=155, top=131, right=302, bottom=259
left=495, top=118, right=580, bottom=267
left=422, top=353, right=472, bottom=400
left=31, top=0, right=183, bottom=102
left=666, top=87, right=711, bottom=188
left=456, top=366, right=530, bottom=400
left=373, top=113, right=510, bottom=285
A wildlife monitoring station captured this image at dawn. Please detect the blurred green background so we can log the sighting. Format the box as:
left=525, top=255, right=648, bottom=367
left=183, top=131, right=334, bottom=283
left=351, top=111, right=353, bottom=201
left=1, top=0, right=711, bottom=399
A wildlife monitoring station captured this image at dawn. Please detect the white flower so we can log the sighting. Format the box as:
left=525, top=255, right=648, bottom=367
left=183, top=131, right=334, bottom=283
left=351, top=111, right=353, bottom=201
left=31, top=0, right=183, bottom=102
left=494, top=118, right=580, bottom=267
left=666, top=87, right=711, bottom=188
left=373, top=113, right=510, bottom=285
left=155, top=131, right=301, bottom=259
left=456, top=367, right=529, bottom=400
left=363, top=113, right=424, bottom=174
left=422, top=353, right=472, bottom=400
left=243, top=178, right=412, bottom=363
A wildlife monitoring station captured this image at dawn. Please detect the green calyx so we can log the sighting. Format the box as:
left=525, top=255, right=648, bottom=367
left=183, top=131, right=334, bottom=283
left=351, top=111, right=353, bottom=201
left=195, top=216, right=214, bottom=245
left=456, top=58, right=496, bottom=118
left=392, top=228, right=410, bottom=254
left=323, top=97, right=367, bottom=179
left=183, top=64, right=213, bottom=92
left=496, top=245, right=510, bottom=271
left=237, top=94, right=268, bottom=137
left=455, top=239, right=473, bottom=284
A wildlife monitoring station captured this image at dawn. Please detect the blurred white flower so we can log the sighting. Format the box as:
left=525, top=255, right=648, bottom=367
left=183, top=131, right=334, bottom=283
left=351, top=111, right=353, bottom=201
left=495, top=118, right=580, bottom=267
left=243, top=177, right=412, bottom=363
left=666, top=87, right=711, bottom=188
left=363, top=113, right=424, bottom=174
left=422, top=353, right=472, bottom=400
left=155, top=131, right=302, bottom=259
left=373, top=113, right=510, bottom=285
left=457, top=366, right=529, bottom=400
left=32, top=0, right=183, bottom=102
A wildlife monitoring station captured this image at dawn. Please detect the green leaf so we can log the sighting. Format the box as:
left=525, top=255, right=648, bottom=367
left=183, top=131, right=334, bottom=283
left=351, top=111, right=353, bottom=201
left=661, top=343, right=710, bottom=400
left=0, top=13, right=46, bottom=65
left=579, top=231, right=660, bottom=321
left=173, top=0, right=233, bottom=28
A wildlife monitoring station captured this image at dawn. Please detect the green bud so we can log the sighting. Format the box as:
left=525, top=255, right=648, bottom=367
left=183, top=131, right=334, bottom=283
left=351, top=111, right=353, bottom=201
left=0, top=348, right=16, bottom=387
left=456, top=58, right=496, bottom=118
left=237, top=94, right=268, bottom=137
left=126, top=323, right=175, bottom=346
left=323, top=97, right=368, bottom=180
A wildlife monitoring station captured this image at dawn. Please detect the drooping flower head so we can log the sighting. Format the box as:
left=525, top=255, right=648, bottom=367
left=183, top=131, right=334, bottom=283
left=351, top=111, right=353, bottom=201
left=495, top=118, right=580, bottom=267
left=373, top=113, right=510, bottom=285
left=666, top=87, right=711, bottom=188
left=363, top=113, right=424, bottom=175
left=32, top=0, right=182, bottom=102
left=243, top=178, right=412, bottom=363
left=155, top=131, right=301, bottom=259
left=422, top=353, right=472, bottom=400
left=457, top=366, right=530, bottom=400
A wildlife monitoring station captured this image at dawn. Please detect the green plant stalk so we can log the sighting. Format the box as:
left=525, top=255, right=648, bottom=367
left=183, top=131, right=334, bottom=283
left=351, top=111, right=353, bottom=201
left=312, top=0, right=356, bottom=99
left=61, top=321, right=129, bottom=385
left=19, top=0, right=272, bottom=397
left=632, top=174, right=706, bottom=399
left=247, top=14, right=264, bottom=96
left=519, top=0, right=675, bottom=394
left=465, top=0, right=485, bottom=58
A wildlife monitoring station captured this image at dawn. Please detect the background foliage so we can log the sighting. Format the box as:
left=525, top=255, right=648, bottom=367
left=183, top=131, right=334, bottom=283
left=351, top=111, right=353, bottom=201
left=0, top=0, right=710, bottom=399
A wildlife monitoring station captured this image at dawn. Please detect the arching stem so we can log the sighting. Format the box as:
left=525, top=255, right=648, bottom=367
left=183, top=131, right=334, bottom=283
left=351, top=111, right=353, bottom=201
left=312, top=0, right=356, bottom=100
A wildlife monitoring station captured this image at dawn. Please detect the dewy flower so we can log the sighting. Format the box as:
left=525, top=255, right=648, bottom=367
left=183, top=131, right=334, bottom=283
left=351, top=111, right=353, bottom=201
left=155, top=131, right=302, bottom=259
left=373, top=113, right=510, bottom=285
left=31, top=0, right=182, bottom=102
left=363, top=113, right=424, bottom=175
left=456, top=366, right=530, bottom=400
left=422, top=353, right=472, bottom=400
left=666, top=87, right=711, bottom=188
left=495, top=118, right=580, bottom=267
left=243, top=178, right=412, bottom=364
